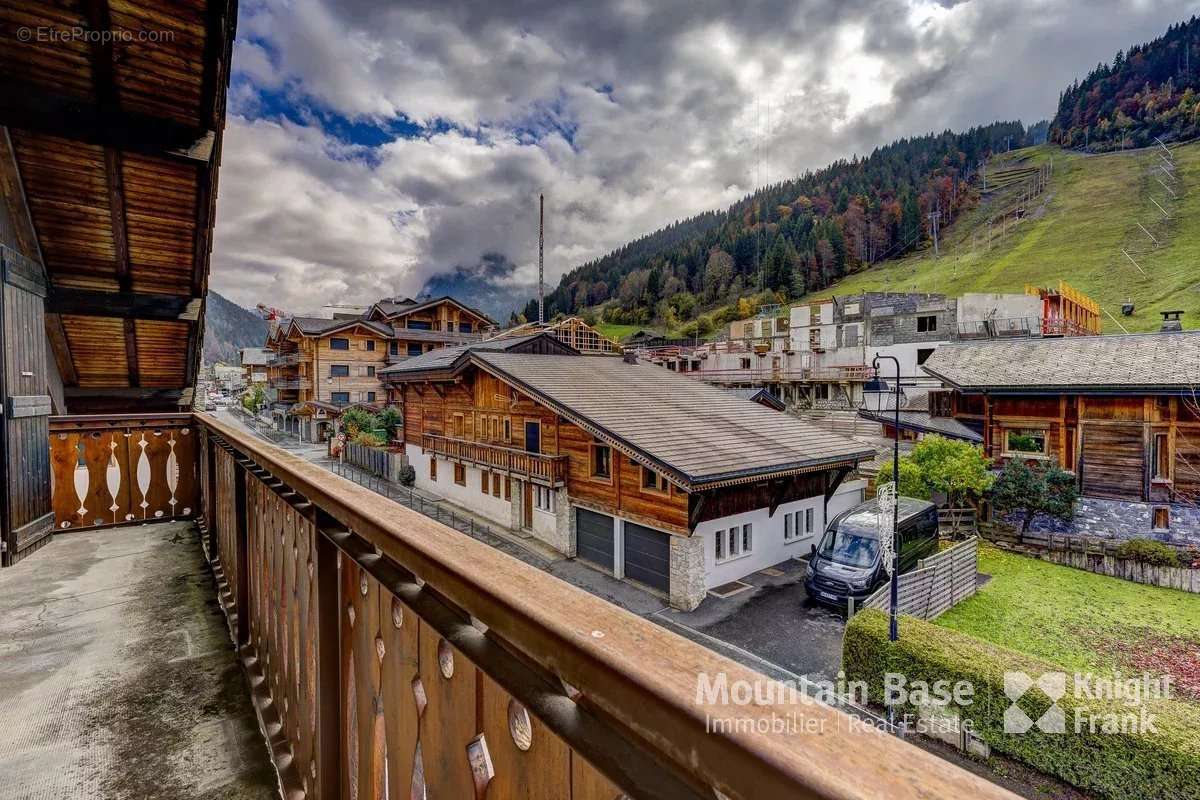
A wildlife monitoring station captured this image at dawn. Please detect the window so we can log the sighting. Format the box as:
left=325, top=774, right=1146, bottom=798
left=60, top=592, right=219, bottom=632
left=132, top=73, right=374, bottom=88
left=459, top=322, right=472, bottom=333
left=590, top=443, right=612, bottom=480
left=492, top=473, right=502, bottom=498
left=916, top=348, right=935, bottom=366
left=667, top=361, right=677, bottom=371
left=331, top=391, right=350, bottom=405
left=454, top=463, right=466, bottom=486
left=740, top=357, right=751, bottom=370
left=481, top=471, right=490, bottom=495
left=430, top=459, right=438, bottom=481
left=784, top=508, right=815, bottom=542
left=1153, top=507, right=1170, bottom=530
left=453, top=414, right=465, bottom=437
left=1153, top=433, right=1172, bottom=481
left=330, top=337, right=350, bottom=350
left=715, top=524, right=753, bottom=564
left=389, top=341, right=399, bottom=355
left=365, top=366, right=376, bottom=377
left=329, top=364, right=350, bottom=377
left=842, top=324, right=859, bottom=348
left=503, top=417, right=511, bottom=441
left=407, top=320, right=432, bottom=330
left=366, top=391, right=376, bottom=402
left=776, top=316, right=788, bottom=333
left=407, top=343, right=423, bottom=356
left=813, top=384, right=830, bottom=401
left=641, top=465, right=669, bottom=493
left=504, top=478, right=511, bottom=500
left=484, top=416, right=493, bottom=440
left=365, top=340, right=376, bottom=351
left=917, top=315, right=938, bottom=333
left=679, top=360, right=688, bottom=373
left=1004, top=429, right=1048, bottom=457
left=534, top=485, right=554, bottom=512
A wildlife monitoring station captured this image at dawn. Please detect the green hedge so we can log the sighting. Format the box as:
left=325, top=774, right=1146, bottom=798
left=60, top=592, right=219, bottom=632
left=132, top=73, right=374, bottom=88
left=843, top=609, right=1200, bottom=800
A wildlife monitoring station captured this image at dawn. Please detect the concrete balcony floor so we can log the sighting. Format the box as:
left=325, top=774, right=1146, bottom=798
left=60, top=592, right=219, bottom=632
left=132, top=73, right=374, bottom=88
left=0, top=521, right=276, bottom=799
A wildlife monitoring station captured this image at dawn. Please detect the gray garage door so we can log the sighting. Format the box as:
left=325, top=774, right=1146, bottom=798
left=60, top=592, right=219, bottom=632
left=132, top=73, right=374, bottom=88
left=622, top=522, right=670, bottom=593
left=576, top=509, right=614, bottom=570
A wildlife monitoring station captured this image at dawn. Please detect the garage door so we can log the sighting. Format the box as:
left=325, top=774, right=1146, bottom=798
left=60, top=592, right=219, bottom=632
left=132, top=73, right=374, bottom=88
left=576, top=509, right=614, bottom=570
left=623, top=522, right=671, bottom=593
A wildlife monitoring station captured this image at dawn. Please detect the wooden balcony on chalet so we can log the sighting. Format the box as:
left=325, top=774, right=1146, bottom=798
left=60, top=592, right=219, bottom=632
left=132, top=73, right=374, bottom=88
left=421, top=432, right=568, bottom=485
left=267, top=350, right=303, bottom=367
left=11, top=410, right=1019, bottom=800
left=269, top=376, right=312, bottom=390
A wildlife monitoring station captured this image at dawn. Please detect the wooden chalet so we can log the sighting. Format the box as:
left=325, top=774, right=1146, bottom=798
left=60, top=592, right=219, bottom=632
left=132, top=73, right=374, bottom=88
left=265, top=315, right=391, bottom=439
left=495, top=316, right=623, bottom=355
left=382, top=334, right=873, bottom=609
left=364, top=294, right=495, bottom=362
left=923, top=331, right=1200, bottom=531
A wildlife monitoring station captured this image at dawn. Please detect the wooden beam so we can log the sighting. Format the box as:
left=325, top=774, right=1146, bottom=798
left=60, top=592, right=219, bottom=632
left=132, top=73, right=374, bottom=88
left=44, top=313, right=78, bottom=387
left=0, top=83, right=215, bottom=163
left=45, top=289, right=201, bottom=321
left=123, top=319, right=140, bottom=387
left=103, top=148, right=131, bottom=289
left=64, top=387, right=182, bottom=402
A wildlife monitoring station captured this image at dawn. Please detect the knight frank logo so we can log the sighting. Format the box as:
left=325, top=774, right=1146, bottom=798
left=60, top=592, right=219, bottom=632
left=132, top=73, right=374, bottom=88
left=1004, top=672, right=1067, bottom=734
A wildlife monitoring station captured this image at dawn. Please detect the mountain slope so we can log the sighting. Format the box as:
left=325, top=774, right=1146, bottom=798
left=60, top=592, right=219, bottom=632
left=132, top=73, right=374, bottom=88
left=1052, top=16, right=1200, bottom=151
left=202, top=291, right=269, bottom=365
left=525, top=121, right=1040, bottom=324
left=820, top=141, right=1200, bottom=332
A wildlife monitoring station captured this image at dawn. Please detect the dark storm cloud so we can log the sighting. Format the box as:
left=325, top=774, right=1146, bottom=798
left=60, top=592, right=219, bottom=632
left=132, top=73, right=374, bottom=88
left=211, top=0, right=1198, bottom=315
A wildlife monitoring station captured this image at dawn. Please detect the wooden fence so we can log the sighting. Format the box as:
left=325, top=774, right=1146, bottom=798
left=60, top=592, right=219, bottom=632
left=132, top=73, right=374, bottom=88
left=862, top=538, right=979, bottom=620
left=980, top=524, right=1200, bottom=594
left=193, top=412, right=1014, bottom=800
left=341, top=441, right=403, bottom=481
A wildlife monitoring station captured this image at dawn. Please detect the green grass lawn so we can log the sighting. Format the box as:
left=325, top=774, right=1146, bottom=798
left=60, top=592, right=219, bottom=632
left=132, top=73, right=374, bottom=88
left=821, top=142, right=1200, bottom=333
left=937, top=545, right=1200, bottom=692
left=593, top=322, right=649, bottom=341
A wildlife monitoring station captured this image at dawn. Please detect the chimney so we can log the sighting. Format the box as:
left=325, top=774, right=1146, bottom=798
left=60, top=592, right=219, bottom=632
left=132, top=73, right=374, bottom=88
left=1160, top=310, right=1184, bottom=333
left=623, top=350, right=638, bottom=365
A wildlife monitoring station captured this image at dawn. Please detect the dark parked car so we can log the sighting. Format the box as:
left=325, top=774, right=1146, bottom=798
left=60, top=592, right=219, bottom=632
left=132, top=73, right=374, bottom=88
left=804, top=497, right=938, bottom=608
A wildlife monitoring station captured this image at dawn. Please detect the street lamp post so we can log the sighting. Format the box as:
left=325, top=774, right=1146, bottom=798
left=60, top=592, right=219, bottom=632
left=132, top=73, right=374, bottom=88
left=864, top=355, right=902, bottom=643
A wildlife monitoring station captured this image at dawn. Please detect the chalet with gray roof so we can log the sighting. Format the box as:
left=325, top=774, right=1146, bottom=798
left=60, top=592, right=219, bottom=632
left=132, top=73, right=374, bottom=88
left=921, top=330, right=1200, bottom=538
left=382, top=332, right=873, bottom=608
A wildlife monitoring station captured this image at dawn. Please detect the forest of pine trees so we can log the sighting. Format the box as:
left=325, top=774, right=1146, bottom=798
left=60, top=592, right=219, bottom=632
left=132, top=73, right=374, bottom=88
left=522, top=120, right=1038, bottom=327
left=1051, top=16, right=1200, bottom=150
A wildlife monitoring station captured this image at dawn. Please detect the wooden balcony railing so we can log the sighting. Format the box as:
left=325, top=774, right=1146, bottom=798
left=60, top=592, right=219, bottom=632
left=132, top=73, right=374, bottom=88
left=421, top=432, right=568, bottom=485
left=49, top=414, right=199, bottom=531
left=189, top=412, right=1011, bottom=800
left=42, top=411, right=1016, bottom=800
left=270, top=377, right=311, bottom=390
left=267, top=351, right=302, bottom=367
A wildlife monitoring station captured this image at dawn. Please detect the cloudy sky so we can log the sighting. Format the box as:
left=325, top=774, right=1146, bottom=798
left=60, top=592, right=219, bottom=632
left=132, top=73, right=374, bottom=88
left=210, top=0, right=1193, bottom=318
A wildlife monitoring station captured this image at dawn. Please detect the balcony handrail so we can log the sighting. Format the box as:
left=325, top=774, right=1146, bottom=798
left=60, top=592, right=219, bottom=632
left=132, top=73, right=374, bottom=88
left=421, top=431, right=568, bottom=483
left=194, top=411, right=1014, bottom=800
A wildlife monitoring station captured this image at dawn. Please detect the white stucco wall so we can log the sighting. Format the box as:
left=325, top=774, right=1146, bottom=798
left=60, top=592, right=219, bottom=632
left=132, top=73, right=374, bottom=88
left=827, top=478, right=867, bottom=522
left=868, top=341, right=949, bottom=382
left=405, top=444, right=514, bottom=529
left=695, top=495, right=826, bottom=590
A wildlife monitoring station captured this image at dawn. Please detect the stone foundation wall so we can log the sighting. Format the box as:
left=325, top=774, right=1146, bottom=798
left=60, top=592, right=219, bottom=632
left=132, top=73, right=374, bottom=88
left=1009, top=498, right=1200, bottom=547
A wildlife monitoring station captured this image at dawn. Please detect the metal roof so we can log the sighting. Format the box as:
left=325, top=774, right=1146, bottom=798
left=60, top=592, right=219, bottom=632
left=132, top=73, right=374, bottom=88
left=857, top=409, right=982, bottom=443
left=470, top=352, right=873, bottom=487
left=922, top=331, right=1200, bottom=392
